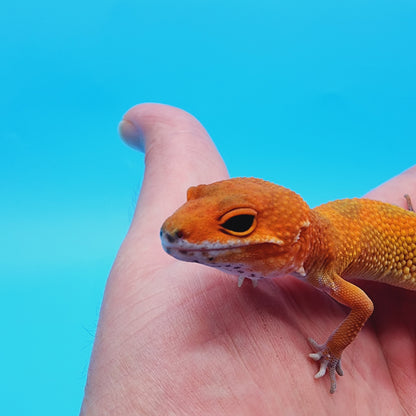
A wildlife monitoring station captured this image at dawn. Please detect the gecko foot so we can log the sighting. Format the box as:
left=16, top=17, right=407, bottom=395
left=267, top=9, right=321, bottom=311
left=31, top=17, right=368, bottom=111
left=404, top=194, right=414, bottom=212
left=237, top=276, right=258, bottom=288
left=308, top=338, right=343, bottom=394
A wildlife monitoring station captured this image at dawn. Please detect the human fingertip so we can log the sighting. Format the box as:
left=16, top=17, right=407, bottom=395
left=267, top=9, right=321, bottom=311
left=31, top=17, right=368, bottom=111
left=118, top=118, right=145, bottom=152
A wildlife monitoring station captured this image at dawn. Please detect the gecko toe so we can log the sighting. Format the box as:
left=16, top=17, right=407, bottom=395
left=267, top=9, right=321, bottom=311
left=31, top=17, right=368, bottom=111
left=308, top=337, right=324, bottom=351
left=314, top=360, right=329, bottom=379
left=336, top=360, right=343, bottom=376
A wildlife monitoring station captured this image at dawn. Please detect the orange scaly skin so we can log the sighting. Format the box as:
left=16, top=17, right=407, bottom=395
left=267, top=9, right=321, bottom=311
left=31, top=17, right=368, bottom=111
left=160, top=177, right=416, bottom=393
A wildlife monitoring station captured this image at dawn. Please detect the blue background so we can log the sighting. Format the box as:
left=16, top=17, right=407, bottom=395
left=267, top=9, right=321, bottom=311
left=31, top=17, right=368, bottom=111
left=2, top=1, right=415, bottom=414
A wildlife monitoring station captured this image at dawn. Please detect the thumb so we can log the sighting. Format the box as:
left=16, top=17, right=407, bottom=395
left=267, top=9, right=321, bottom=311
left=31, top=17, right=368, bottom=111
left=119, top=103, right=229, bottom=237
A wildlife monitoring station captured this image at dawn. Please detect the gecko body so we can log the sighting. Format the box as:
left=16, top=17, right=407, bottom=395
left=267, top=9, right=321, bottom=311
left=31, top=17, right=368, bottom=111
left=160, top=177, right=416, bottom=393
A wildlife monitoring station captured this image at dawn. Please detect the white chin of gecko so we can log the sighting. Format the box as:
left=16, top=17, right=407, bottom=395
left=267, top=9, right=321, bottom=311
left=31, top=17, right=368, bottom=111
left=163, top=246, right=265, bottom=283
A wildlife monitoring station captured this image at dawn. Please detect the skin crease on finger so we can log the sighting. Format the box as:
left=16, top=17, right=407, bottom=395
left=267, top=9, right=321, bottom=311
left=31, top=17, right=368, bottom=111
left=80, top=103, right=416, bottom=416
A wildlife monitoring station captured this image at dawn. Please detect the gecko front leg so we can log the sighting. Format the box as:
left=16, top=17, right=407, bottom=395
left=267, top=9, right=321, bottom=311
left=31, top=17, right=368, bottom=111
left=307, top=272, right=374, bottom=393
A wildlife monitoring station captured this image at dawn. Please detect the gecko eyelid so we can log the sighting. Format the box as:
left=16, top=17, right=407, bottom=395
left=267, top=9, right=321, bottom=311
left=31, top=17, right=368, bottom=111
left=219, top=208, right=257, bottom=236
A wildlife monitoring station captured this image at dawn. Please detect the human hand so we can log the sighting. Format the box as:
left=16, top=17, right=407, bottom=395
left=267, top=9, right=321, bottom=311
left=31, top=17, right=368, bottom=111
left=81, top=104, right=416, bottom=415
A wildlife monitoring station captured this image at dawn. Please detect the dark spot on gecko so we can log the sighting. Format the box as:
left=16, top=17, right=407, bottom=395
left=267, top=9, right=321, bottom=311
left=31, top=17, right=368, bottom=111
left=237, top=270, right=244, bottom=274
left=179, top=250, right=189, bottom=255
left=208, top=257, right=214, bottom=261
left=250, top=274, right=256, bottom=278
left=233, top=266, right=241, bottom=270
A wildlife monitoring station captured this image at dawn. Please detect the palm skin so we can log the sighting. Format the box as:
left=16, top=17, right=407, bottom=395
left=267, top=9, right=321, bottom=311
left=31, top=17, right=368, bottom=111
left=81, top=104, right=416, bottom=415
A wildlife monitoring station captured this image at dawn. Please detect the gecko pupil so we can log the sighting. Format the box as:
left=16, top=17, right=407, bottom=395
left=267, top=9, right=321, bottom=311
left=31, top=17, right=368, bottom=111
left=221, top=215, right=255, bottom=233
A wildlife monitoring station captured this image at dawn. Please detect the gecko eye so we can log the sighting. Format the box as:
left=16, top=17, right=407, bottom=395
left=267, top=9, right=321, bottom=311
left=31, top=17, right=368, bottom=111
left=219, top=208, right=257, bottom=237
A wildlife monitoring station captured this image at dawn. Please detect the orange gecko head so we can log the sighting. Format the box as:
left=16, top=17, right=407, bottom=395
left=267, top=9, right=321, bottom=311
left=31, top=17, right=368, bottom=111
left=160, top=178, right=311, bottom=279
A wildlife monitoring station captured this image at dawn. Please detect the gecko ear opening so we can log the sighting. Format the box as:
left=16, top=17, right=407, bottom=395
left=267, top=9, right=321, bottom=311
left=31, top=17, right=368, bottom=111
left=219, top=208, right=257, bottom=237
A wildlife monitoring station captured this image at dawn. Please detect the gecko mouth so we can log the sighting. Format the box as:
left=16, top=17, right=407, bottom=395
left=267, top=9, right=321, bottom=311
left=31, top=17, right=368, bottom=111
left=160, top=231, right=253, bottom=264
left=163, top=243, right=247, bottom=258
left=160, top=229, right=283, bottom=251
left=161, top=237, right=255, bottom=254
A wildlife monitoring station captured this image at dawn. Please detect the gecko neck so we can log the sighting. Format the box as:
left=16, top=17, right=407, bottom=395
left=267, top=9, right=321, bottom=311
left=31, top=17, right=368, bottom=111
left=301, top=210, right=337, bottom=278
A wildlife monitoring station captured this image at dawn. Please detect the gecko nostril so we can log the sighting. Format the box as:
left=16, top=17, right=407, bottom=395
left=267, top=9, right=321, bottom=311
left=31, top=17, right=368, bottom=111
left=166, top=233, right=176, bottom=243
left=164, top=229, right=184, bottom=243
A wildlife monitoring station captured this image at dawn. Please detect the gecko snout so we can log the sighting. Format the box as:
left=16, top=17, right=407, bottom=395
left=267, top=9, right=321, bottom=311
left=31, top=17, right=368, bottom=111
left=160, top=226, right=184, bottom=245
left=167, top=229, right=183, bottom=243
